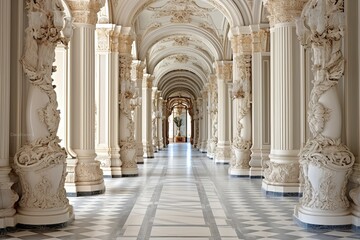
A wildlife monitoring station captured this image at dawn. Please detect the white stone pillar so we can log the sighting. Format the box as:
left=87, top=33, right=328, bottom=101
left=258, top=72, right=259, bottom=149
left=250, top=27, right=271, bottom=178
left=229, top=30, right=253, bottom=177
left=142, top=75, right=155, bottom=158
left=200, top=91, right=208, bottom=153
left=294, top=0, right=355, bottom=227
left=214, top=61, right=232, bottom=164
left=132, top=61, right=145, bottom=164
left=196, top=98, right=203, bottom=151
left=95, top=24, right=121, bottom=177
left=262, top=0, right=305, bottom=195
left=118, top=30, right=138, bottom=176
left=14, top=0, right=74, bottom=225
left=66, top=0, right=105, bottom=195
left=207, top=75, right=218, bottom=159
left=0, top=0, right=18, bottom=228
left=193, top=110, right=199, bottom=148
left=157, top=96, right=164, bottom=150
left=162, top=100, right=169, bottom=147
left=152, top=88, right=158, bottom=152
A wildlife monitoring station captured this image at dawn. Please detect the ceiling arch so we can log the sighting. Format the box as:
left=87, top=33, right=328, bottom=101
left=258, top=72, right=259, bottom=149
left=113, top=0, right=254, bottom=28
left=137, top=24, right=224, bottom=62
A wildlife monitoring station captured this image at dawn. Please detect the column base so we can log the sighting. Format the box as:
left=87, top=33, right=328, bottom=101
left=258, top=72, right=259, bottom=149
left=249, top=168, right=263, bottom=178
left=353, top=215, right=360, bottom=231
left=122, top=167, right=139, bottom=177
left=229, top=167, right=250, bottom=177
left=207, top=153, right=214, bottom=159
left=0, top=216, right=17, bottom=229
left=214, top=144, right=231, bottom=164
left=262, top=180, right=302, bottom=197
left=102, top=167, right=122, bottom=178
left=294, top=204, right=352, bottom=229
left=65, top=181, right=105, bottom=196
left=137, top=156, right=144, bottom=164
left=16, top=205, right=74, bottom=226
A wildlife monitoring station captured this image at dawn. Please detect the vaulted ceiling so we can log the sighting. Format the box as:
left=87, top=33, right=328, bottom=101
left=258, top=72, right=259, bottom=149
left=104, top=0, right=269, bottom=109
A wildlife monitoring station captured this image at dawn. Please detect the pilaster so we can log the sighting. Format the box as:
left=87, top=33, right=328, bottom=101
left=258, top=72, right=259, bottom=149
left=95, top=24, right=122, bottom=177
left=142, top=75, right=155, bottom=158
left=66, top=0, right=105, bottom=195
left=214, top=61, right=232, bottom=164
left=262, top=0, right=306, bottom=195
left=250, top=26, right=271, bottom=178
left=118, top=30, right=138, bottom=176
left=0, top=0, right=18, bottom=228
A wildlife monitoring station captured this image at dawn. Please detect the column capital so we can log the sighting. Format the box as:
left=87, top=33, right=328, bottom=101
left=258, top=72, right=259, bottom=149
left=131, top=60, right=145, bottom=81
left=95, top=24, right=114, bottom=52
left=230, top=33, right=252, bottom=55
left=143, top=74, right=154, bottom=88
left=251, top=28, right=270, bottom=53
left=118, top=28, right=134, bottom=54
left=214, top=61, right=233, bottom=83
left=262, top=0, right=308, bottom=26
left=66, top=0, right=104, bottom=25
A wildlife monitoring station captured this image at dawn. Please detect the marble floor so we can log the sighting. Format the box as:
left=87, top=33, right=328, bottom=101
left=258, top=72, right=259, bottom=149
left=2, top=143, right=360, bottom=240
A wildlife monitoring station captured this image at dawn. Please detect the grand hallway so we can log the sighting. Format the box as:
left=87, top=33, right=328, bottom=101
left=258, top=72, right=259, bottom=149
left=2, top=143, right=359, bottom=240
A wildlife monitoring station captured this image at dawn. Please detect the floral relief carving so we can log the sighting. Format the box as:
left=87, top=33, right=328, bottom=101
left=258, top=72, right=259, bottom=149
left=147, top=0, right=213, bottom=23
left=67, top=0, right=103, bottom=25
left=76, top=162, right=103, bottom=182
left=263, top=162, right=299, bottom=183
left=263, top=0, right=308, bottom=26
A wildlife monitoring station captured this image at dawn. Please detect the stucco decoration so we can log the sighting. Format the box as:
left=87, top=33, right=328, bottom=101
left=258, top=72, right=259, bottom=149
left=14, top=0, right=73, bottom=225
left=147, top=0, right=214, bottom=23
left=294, top=0, right=355, bottom=223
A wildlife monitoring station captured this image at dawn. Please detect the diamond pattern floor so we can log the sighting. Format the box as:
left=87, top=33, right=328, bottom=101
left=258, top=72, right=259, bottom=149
left=2, top=143, right=360, bottom=239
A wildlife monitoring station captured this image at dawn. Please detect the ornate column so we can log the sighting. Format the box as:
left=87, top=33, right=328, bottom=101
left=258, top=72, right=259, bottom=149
left=200, top=91, right=208, bottom=153
left=0, top=0, right=18, bottom=228
left=214, top=61, right=232, bottom=164
left=118, top=30, right=138, bottom=176
left=196, top=98, right=203, bottom=150
left=162, top=100, right=169, bottom=147
left=229, top=29, right=253, bottom=176
left=262, top=0, right=306, bottom=195
left=14, top=0, right=73, bottom=225
left=152, top=88, right=158, bottom=152
left=132, top=61, right=145, bottom=164
left=95, top=24, right=122, bottom=177
left=294, top=0, right=355, bottom=227
left=207, top=75, right=218, bottom=159
left=193, top=106, right=199, bottom=148
left=157, top=96, right=164, bottom=150
left=142, top=75, right=154, bottom=158
left=250, top=26, right=271, bottom=178
left=66, top=0, right=105, bottom=195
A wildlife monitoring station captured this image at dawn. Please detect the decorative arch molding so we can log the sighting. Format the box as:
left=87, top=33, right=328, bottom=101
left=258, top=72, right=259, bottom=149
left=163, top=86, right=198, bottom=101
left=160, top=77, right=201, bottom=96
left=113, top=0, right=252, bottom=28
left=154, top=66, right=207, bottom=87
left=138, top=24, right=224, bottom=61
left=157, top=71, right=203, bottom=92
left=147, top=46, right=214, bottom=74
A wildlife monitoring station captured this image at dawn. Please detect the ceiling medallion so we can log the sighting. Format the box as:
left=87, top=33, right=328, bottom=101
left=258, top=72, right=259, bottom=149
left=147, top=0, right=214, bottom=23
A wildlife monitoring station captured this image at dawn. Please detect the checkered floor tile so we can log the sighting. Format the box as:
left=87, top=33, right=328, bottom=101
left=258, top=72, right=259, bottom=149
left=1, top=143, right=360, bottom=239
